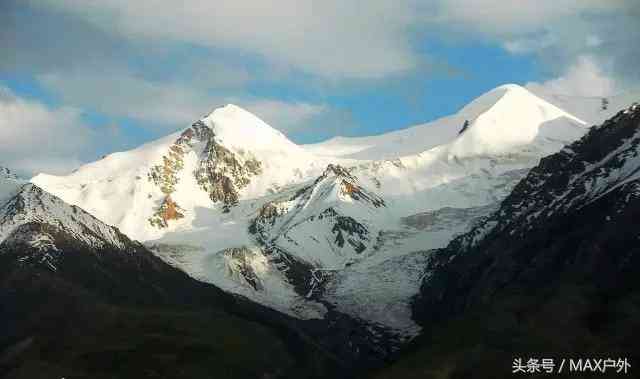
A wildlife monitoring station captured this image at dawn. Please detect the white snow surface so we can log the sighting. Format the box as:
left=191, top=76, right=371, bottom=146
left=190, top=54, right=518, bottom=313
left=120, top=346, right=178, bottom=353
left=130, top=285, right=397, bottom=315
left=28, top=84, right=594, bottom=336
left=305, top=84, right=584, bottom=160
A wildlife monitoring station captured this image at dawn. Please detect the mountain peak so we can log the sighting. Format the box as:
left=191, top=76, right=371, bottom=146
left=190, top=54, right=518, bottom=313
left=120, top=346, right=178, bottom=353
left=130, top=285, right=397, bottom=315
left=310, top=164, right=385, bottom=208
left=492, top=83, right=526, bottom=92
left=458, top=83, right=570, bottom=119
left=305, top=83, right=586, bottom=161
left=200, top=103, right=300, bottom=153
left=320, top=164, right=356, bottom=180
left=446, top=83, right=587, bottom=158
left=32, top=102, right=322, bottom=241
left=203, top=103, right=273, bottom=134
left=206, top=103, right=251, bottom=119
left=0, top=182, right=127, bottom=250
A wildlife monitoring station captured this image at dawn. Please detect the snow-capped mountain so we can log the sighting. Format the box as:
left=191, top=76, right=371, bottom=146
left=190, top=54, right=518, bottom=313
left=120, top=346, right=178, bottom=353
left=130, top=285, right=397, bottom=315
left=418, top=101, right=640, bottom=308
left=387, top=103, right=640, bottom=378
left=0, top=169, right=358, bottom=379
left=444, top=103, right=640, bottom=257
left=31, top=84, right=603, bottom=340
left=305, top=84, right=584, bottom=160
left=32, top=105, right=336, bottom=241
left=250, top=164, right=386, bottom=270
left=0, top=174, right=135, bottom=271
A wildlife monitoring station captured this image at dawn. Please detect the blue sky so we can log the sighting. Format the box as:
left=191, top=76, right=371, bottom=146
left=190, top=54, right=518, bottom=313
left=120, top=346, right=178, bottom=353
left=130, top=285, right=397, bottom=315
left=1, top=0, right=638, bottom=175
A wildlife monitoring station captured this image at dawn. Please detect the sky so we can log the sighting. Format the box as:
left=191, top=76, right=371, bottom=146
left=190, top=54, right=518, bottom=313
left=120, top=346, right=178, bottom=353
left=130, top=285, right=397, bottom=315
left=1, top=0, right=639, bottom=176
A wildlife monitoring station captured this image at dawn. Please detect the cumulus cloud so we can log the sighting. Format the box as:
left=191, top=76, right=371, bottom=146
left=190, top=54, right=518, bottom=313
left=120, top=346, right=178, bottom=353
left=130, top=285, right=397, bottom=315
left=433, top=0, right=625, bottom=35
left=420, top=0, right=639, bottom=101
left=526, top=56, right=616, bottom=97
left=27, top=0, right=638, bottom=88
left=38, top=68, right=331, bottom=135
left=503, top=34, right=557, bottom=55
left=0, top=87, right=90, bottom=175
left=39, top=70, right=218, bottom=127
left=244, top=101, right=326, bottom=133
left=2, top=0, right=636, bottom=160
left=35, top=0, right=423, bottom=79
left=0, top=81, right=333, bottom=177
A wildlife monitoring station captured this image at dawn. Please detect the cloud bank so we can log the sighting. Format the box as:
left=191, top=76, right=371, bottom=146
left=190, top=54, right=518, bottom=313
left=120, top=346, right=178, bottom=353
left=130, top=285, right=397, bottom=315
left=0, top=87, right=89, bottom=175
left=1, top=0, right=637, bottom=176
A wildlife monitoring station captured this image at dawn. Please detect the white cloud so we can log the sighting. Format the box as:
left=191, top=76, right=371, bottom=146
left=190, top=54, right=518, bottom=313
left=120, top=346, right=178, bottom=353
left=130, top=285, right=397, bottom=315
left=434, top=0, right=625, bottom=36
left=431, top=0, right=638, bottom=89
left=39, top=70, right=221, bottom=127
left=11, top=0, right=637, bottom=147
left=39, top=69, right=330, bottom=137
left=526, top=56, right=616, bottom=97
left=36, top=0, right=423, bottom=79
left=504, top=34, right=556, bottom=54
left=244, top=100, right=326, bottom=133
left=31, top=0, right=638, bottom=87
left=0, top=80, right=330, bottom=177
left=0, top=87, right=90, bottom=175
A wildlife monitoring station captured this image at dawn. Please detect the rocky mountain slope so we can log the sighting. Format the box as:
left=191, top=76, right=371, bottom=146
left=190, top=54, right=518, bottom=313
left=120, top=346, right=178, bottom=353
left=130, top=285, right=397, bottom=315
left=377, top=102, right=640, bottom=378
left=0, top=172, right=358, bottom=378
left=250, top=164, right=386, bottom=270
left=0, top=183, right=129, bottom=253
left=30, top=84, right=600, bottom=346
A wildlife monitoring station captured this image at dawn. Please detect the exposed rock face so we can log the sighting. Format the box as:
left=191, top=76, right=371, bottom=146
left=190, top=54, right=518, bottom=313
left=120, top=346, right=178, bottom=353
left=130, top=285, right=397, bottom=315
left=147, top=120, right=263, bottom=226
left=316, top=164, right=385, bottom=207
left=458, top=119, right=470, bottom=135
left=321, top=208, right=368, bottom=253
left=147, top=145, right=185, bottom=195
left=221, top=246, right=266, bottom=291
left=148, top=196, right=185, bottom=228
left=146, top=126, right=200, bottom=227
left=195, top=133, right=262, bottom=211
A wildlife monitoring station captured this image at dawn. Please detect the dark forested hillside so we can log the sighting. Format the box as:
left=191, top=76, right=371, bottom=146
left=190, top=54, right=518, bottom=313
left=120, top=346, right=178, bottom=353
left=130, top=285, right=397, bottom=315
left=0, top=185, right=344, bottom=379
